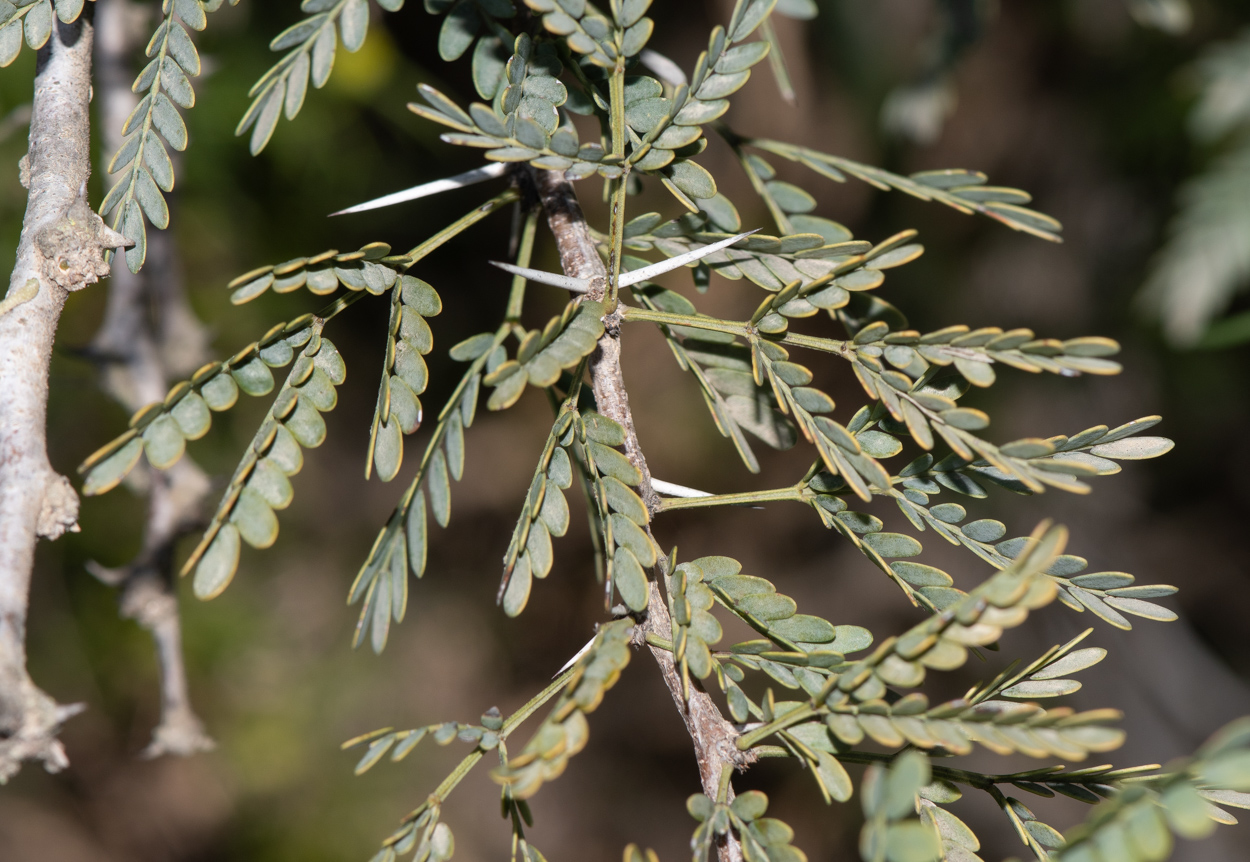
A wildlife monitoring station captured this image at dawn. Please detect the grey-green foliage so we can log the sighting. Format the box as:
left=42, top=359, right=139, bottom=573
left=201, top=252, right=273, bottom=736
left=99, top=0, right=242, bottom=272
left=498, top=406, right=653, bottom=617
left=238, top=0, right=405, bottom=154
left=743, top=140, right=1063, bottom=242
left=227, top=242, right=409, bottom=305
left=1052, top=718, right=1250, bottom=861
left=688, top=788, right=809, bottom=862
left=366, top=275, right=442, bottom=482
left=859, top=752, right=942, bottom=862
left=345, top=706, right=506, bottom=776
left=482, top=298, right=605, bottom=409
left=630, top=278, right=796, bottom=473
left=59, top=1, right=1249, bottom=861
left=185, top=322, right=347, bottom=600
left=348, top=335, right=481, bottom=653
left=0, top=0, right=92, bottom=68
left=492, top=618, right=632, bottom=798
left=1140, top=28, right=1250, bottom=346
left=78, top=309, right=336, bottom=497
left=410, top=0, right=778, bottom=209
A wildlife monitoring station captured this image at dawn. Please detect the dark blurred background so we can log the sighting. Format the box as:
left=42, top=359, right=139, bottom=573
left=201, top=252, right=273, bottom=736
left=3, top=1, right=1250, bottom=860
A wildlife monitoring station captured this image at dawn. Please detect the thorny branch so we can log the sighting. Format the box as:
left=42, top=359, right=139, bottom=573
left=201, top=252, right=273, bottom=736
left=529, top=167, right=753, bottom=862
left=86, top=0, right=214, bottom=759
left=0, top=18, right=130, bottom=781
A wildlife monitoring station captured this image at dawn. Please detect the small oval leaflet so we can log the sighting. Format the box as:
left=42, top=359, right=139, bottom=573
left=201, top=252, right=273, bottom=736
left=193, top=523, right=241, bottom=600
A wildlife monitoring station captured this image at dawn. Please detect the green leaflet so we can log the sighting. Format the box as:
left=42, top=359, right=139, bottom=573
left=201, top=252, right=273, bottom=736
left=668, top=559, right=723, bottom=694
left=664, top=551, right=872, bottom=720
left=183, top=323, right=346, bottom=600
left=621, top=209, right=901, bottom=302
left=624, top=0, right=779, bottom=210
left=522, top=0, right=621, bottom=69
left=734, top=522, right=1098, bottom=763
left=0, top=0, right=95, bottom=68
left=884, top=483, right=1179, bottom=630
left=498, top=409, right=578, bottom=617
left=415, top=0, right=771, bottom=194
left=752, top=337, right=887, bottom=502
left=578, top=411, right=653, bottom=613
left=343, top=707, right=505, bottom=777
left=859, top=752, right=942, bottom=862
left=1050, top=717, right=1250, bottom=860
left=499, top=407, right=653, bottom=617
left=629, top=279, right=795, bottom=473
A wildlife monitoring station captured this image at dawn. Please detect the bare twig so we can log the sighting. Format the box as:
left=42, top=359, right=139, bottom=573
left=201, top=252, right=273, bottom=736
left=529, top=168, right=751, bottom=862
left=0, top=19, right=130, bottom=782
left=84, top=0, right=214, bottom=758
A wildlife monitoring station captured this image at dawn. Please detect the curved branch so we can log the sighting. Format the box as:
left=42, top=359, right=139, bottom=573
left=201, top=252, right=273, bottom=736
left=0, top=18, right=130, bottom=782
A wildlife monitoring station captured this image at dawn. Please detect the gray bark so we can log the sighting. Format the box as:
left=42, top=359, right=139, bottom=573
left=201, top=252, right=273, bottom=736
left=88, top=0, right=214, bottom=759
left=0, top=19, right=130, bottom=782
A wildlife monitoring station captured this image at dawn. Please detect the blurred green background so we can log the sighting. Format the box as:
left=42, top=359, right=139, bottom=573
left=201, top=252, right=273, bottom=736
left=4, top=1, right=1250, bottom=860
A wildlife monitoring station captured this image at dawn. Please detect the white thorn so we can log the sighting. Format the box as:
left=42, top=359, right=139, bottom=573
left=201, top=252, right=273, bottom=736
left=330, top=163, right=508, bottom=216
left=618, top=229, right=759, bottom=287
left=555, top=634, right=598, bottom=678
left=651, top=478, right=713, bottom=498
left=489, top=260, right=591, bottom=293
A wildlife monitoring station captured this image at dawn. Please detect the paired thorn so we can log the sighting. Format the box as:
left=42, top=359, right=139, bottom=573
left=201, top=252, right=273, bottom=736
left=490, top=261, right=591, bottom=293
left=651, top=478, right=713, bottom=499
left=329, top=163, right=508, bottom=217
left=618, top=229, right=758, bottom=287
left=488, top=229, right=759, bottom=293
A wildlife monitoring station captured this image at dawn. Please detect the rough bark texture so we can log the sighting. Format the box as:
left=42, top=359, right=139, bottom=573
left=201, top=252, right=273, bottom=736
left=86, top=0, right=214, bottom=758
left=0, top=19, right=130, bottom=782
left=531, top=168, right=751, bottom=862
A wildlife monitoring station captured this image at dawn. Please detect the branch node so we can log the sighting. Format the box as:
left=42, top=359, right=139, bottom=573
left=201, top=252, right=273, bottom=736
left=35, top=196, right=132, bottom=292
left=36, top=473, right=79, bottom=539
